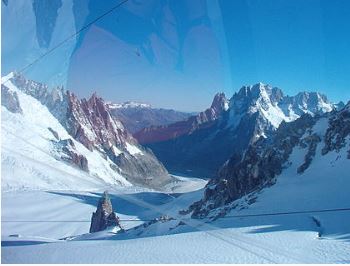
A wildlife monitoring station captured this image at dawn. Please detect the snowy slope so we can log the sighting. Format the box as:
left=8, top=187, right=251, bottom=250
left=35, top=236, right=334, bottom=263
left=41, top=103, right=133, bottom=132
left=2, top=135, right=350, bottom=264
left=1, top=77, right=131, bottom=191
left=2, top=179, right=350, bottom=264
left=119, top=134, right=350, bottom=263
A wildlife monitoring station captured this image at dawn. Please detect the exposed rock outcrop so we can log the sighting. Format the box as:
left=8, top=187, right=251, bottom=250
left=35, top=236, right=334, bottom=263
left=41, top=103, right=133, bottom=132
left=52, top=138, right=89, bottom=172
left=322, top=102, right=350, bottom=155
left=48, top=127, right=60, bottom=140
left=65, top=92, right=131, bottom=151
left=1, top=85, right=23, bottom=114
left=89, top=191, right=122, bottom=233
left=107, top=101, right=192, bottom=134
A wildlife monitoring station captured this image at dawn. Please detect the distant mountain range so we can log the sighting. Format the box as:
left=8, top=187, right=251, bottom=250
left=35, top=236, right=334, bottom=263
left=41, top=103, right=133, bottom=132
left=134, top=93, right=228, bottom=144
left=107, top=101, right=193, bottom=134
left=134, top=83, right=339, bottom=177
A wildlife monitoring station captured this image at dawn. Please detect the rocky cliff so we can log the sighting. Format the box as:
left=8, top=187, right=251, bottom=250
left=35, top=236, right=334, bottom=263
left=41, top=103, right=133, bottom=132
left=90, top=191, right=123, bottom=233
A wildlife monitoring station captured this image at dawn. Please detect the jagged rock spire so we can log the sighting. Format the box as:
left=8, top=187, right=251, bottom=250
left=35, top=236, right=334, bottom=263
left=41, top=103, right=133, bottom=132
left=89, top=191, right=123, bottom=233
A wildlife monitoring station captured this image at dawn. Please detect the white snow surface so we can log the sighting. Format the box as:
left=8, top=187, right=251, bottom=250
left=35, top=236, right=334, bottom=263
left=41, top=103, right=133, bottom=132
left=107, top=101, right=151, bottom=109
left=125, top=142, right=144, bottom=155
left=2, top=144, right=350, bottom=264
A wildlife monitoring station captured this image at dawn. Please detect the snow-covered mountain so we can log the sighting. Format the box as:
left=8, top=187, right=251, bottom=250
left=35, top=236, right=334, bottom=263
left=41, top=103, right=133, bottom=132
left=1, top=72, right=173, bottom=190
left=136, top=83, right=336, bottom=177
left=187, top=101, right=350, bottom=218
left=107, top=101, right=192, bottom=134
left=108, top=101, right=152, bottom=109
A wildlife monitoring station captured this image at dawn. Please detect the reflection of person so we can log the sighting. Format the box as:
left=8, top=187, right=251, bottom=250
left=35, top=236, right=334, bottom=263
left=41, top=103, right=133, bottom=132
left=67, top=0, right=224, bottom=108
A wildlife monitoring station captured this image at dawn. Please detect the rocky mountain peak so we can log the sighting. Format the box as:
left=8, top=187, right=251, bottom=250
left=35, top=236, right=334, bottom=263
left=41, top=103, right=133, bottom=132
left=231, top=83, right=272, bottom=113
left=234, top=83, right=284, bottom=105
left=1, top=84, right=23, bottom=114
left=88, top=91, right=100, bottom=101
left=210, top=92, right=229, bottom=113
left=345, top=101, right=350, bottom=111
left=335, top=101, right=346, bottom=110
left=89, top=191, right=123, bottom=233
left=66, top=90, right=129, bottom=151
left=236, top=82, right=266, bottom=97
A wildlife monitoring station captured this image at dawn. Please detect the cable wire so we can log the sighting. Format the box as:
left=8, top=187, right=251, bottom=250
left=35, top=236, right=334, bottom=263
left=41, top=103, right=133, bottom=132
left=3, top=207, right=350, bottom=223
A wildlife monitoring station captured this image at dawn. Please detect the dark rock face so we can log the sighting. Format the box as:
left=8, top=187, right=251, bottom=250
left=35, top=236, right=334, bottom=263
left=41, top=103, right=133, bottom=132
left=107, top=102, right=192, bottom=134
left=48, top=127, right=60, bottom=140
left=297, top=134, right=321, bottom=174
left=1, top=85, right=23, bottom=114
left=52, top=138, right=89, bottom=172
left=322, top=102, right=350, bottom=155
left=90, top=191, right=122, bottom=233
left=115, top=150, right=171, bottom=188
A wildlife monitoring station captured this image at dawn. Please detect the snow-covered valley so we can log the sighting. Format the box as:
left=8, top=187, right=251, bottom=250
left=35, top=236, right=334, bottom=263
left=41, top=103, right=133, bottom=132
left=2, top=144, right=350, bottom=263
left=2, top=177, right=350, bottom=264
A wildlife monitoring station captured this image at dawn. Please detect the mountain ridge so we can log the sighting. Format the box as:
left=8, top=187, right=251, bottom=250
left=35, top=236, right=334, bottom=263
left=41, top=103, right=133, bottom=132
left=1, top=72, right=173, bottom=189
left=135, top=82, right=337, bottom=177
left=107, top=101, right=193, bottom=134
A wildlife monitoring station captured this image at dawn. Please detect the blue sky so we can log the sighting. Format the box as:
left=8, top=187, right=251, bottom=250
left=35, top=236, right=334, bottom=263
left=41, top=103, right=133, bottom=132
left=2, top=0, right=350, bottom=111
left=221, top=0, right=350, bottom=107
